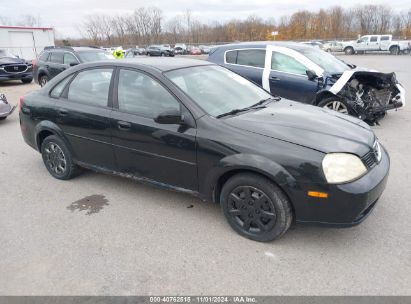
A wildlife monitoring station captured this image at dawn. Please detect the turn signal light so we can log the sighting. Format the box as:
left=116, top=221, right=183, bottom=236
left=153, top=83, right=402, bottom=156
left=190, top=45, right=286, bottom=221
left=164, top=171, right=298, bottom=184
left=307, top=191, right=328, bottom=198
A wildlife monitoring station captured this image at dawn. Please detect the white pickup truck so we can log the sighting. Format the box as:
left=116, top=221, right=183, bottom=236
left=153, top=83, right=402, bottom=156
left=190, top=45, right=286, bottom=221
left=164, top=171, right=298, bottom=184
left=342, top=35, right=411, bottom=55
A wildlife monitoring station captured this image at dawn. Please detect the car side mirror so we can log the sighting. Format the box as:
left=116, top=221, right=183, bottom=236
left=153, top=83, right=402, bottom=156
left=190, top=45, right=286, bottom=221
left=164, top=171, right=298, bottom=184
left=154, top=108, right=184, bottom=125
left=306, top=70, right=318, bottom=81
left=69, top=62, right=79, bottom=67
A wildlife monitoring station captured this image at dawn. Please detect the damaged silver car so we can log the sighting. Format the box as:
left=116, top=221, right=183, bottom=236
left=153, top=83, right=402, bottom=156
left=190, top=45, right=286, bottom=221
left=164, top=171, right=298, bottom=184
left=0, top=93, right=16, bottom=120
left=208, top=42, right=405, bottom=124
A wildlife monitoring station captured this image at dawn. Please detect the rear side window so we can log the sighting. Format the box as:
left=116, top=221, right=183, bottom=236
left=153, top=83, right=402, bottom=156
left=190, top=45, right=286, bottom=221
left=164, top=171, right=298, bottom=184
left=271, top=52, right=307, bottom=75
left=381, top=36, right=390, bottom=41
left=49, top=52, right=63, bottom=64
left=67, top=68, right=113, bottom=107
left=225, top=50, right=237, bottom=64
left=39, top=52, right=49, bottom=61
left=50, top=75, right=73, bottom=98
left=370, top=36, right=378, bottom=42
left=236, top=50, right=265, bottom=68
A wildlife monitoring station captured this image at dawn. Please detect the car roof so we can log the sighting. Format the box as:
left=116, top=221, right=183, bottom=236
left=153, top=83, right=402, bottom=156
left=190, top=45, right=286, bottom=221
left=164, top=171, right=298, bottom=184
left=45, top=47, right=106, bottom=53
left=122, top=57, right=213, bottom=71
left=212, top=41, right=316, bottom=52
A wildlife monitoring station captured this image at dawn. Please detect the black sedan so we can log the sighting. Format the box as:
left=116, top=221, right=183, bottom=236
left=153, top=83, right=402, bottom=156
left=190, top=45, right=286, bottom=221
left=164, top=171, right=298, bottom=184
left=19, top=58, right=389, bottom=241
left=0, top=49, right=33, bottom=84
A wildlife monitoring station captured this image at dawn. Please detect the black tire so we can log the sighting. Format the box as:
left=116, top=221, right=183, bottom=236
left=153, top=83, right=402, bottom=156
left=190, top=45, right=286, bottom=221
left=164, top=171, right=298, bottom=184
left=318, top=96, right=351, bottom=115
left=390, top=46, right=400, bottom=55
left=21, top=78, right=33, bottom=84
left=344, top=47, right=354, bottom=55
left=39, top=74, right=48, bottom=87
left=220, top=173, right=293, bottom=242
left=0, top=117, right=6, bottom=120
left=41, top=135, right=80, bottom=180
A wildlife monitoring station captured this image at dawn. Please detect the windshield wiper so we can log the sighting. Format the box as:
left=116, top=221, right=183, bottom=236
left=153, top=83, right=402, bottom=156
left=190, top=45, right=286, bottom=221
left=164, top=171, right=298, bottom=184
left=216, top=97, right=279, bottom=119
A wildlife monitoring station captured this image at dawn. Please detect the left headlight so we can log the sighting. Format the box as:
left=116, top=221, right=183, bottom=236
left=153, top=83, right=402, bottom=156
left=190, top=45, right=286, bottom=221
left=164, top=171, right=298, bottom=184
left=322, top=153, right=367, bottom=184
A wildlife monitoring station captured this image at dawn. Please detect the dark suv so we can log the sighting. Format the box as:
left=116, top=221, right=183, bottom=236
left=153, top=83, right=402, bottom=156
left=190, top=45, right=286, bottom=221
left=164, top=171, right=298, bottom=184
left=33, top=46, right=115, bottom=86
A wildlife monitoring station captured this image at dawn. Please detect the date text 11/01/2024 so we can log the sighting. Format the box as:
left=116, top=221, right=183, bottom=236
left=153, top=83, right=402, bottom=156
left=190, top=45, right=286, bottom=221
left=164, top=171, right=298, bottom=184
left=149, top=296, right=257, bottom=303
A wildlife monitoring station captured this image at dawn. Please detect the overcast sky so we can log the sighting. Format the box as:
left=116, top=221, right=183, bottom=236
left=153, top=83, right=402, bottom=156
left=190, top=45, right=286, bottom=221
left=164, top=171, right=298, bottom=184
left=1, top=0, right=410, bottom=38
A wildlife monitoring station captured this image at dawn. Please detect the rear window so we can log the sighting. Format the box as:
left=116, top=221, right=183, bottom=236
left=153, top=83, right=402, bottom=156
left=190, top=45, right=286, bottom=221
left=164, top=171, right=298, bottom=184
left=381, top=36, right=390, bottom=41
left=77, top=52, right=115, bottom=62
left=50, top=75, right=73, bottom=98
left=370, top=36, right=378, bottom=42
left=49, top=52, right=63, bottom=64
left=225, top=50, right=237, bottom=64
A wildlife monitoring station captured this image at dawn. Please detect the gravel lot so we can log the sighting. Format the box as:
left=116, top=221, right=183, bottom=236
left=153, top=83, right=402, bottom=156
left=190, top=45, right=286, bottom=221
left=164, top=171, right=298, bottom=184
left=0, top=55, right=410, bottom=296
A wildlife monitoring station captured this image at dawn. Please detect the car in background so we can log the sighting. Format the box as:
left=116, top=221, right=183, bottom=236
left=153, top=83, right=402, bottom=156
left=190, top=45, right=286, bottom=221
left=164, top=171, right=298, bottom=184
left=320, top=41, right=344, bottom=53
left=125, top=48, right=147, bottom=57
left=174, top=43, right=187, bottom=55
left=0, top=49, right=33, bottom=84
left=342, top=34, right=411, bottom=55
left=19, top=58, right=389, bottom=242
left=147, top=45, right=174, bottom=57
left=33, top=46, right=115, bottom=87
left=188, top=47, right=202, bottom=55
left=199, top=45, right=211, bottom=54
left=0, top=93, right=15, bottom=120
left=208, top=42, right=405, bottom=123
left=159, top=44, right=175, bottom=57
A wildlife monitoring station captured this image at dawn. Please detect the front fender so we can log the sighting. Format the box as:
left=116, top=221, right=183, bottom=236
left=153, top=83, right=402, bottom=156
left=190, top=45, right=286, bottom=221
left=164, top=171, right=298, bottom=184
left=200, top=153, right=298, bottom=203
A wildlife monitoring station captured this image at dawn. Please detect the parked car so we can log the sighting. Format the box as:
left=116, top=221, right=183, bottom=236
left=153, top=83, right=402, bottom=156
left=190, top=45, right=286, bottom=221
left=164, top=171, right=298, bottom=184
left=174, top=43, right=187, bottom=55
left=125, top=48, right=147, bottom=57
left=20, top=58, right=389, bottom=242
left=342, top=35, right=411, bottom=55
left=0, top=49, right=33, bottom=84
left=33, top=46, right=115, bottom=87
left=320, top=41, right=344, bottom=53
left=188, top=47, right=202, bottom=55
left=0, top=93, right=15, bottom=120
left=208, top=42, right=405, bottom=123
left=159, top=44, right=175, bottom=57
left=199, top=45, right=211, bottom=54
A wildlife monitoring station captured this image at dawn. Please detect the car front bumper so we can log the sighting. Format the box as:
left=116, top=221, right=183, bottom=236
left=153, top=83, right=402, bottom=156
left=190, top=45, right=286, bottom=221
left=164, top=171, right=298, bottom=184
left=0, top=71, right=33, bottom=81
left=295, top=145, right=390, bottom=226
left=0, top=103, right=16, bottom=118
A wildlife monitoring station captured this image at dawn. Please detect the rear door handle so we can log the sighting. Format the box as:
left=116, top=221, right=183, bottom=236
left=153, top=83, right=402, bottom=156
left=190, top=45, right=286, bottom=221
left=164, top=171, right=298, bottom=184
left=270, top=76, right=280, bottom=81
left=117, top=121, right=131, bottom=130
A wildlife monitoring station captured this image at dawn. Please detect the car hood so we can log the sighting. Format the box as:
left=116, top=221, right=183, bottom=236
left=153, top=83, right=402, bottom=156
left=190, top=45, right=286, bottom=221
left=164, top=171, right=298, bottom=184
left=0, top=57, right=25, bottom=64
left=224, top=100, right=375, bottom=155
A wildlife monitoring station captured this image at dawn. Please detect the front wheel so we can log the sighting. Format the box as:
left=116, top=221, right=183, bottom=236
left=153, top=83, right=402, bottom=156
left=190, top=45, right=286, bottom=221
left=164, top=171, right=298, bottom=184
left=220, top=173, right=293, bottom=242
left=41, top=135, right=80, bottom=180
left=318, top=97, right=351, bottom=115
left=344, top=47, right=354, bottom=55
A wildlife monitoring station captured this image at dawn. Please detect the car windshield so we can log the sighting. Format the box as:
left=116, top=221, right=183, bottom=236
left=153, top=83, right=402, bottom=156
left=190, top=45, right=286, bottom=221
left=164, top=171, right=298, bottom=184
left=78, top=51, right=115, bottom=62
left=299, top=48, right=350, bottom=74
left=165, top=65, right=272, bottom=117
left=0, top=49, right=17, bottom=58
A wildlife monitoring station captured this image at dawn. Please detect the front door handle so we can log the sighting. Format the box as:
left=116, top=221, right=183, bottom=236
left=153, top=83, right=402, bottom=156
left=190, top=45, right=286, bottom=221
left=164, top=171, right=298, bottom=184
left=117, top=121, right=131, bottom=130
left=58, top=109, right=68, bottom=116
left=270, top=76, right=280, bottom=81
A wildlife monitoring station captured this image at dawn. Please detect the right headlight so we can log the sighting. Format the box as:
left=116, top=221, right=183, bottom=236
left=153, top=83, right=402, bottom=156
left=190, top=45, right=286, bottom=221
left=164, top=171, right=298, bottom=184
left=322, top=153, right=367, bottom=184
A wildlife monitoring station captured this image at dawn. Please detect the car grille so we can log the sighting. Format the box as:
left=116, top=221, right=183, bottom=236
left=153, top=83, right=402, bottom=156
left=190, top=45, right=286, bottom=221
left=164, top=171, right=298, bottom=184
left=362, top=141, right=382, bottom=169
left=3, top=64, right=28, bottom=73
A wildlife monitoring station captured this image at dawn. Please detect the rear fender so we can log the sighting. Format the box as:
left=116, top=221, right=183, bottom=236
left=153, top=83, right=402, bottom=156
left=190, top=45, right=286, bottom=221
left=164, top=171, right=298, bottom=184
left=34, top=121, right=75, bottom=158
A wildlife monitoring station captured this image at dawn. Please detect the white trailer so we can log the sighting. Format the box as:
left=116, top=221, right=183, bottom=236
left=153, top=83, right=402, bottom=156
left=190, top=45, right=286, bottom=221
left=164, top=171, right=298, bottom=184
left=0, top=26, right=55, bottom=60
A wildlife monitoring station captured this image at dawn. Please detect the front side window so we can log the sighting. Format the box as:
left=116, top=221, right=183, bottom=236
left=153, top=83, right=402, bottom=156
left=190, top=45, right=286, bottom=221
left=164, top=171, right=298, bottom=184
left=117, top=69, right=180, bottom=119
left=165, top=65, right=272, bottom=117
left=63, top=53, right=78, bottom=65
left=50, top=75, right=73, bottom=98
left=67, top=68, right=113, bottom=107
left=49, top=52, right=64, bottom=64
left=271, top=52, right=307, bottom=75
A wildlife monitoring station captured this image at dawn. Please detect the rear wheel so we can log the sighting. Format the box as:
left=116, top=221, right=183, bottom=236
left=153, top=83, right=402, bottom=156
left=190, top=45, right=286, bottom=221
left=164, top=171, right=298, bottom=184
left=41, top=135, right=80, bottom=180
left=390, top=46, right=400, bottom=55
left=344, top=47, right=354, bottom=55
left=318, top=97, right=350, bottom=115
left=220, top=173, right=293, bottom=242
left=39, top=75, right=48, bottom=87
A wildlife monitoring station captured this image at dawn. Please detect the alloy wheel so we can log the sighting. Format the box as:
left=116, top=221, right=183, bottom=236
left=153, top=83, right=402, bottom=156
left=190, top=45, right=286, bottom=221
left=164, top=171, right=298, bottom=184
left=227, top=186, right=277, bottom=234
left=323, top=100, right=349, bottom=114
left=40, top=76, right=48, bottom=87
left=44, top=142, right=67, bottom=175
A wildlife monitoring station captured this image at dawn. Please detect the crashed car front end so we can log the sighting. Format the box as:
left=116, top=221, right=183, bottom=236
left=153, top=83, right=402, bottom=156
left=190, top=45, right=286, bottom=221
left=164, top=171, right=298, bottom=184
left=327, top=70, right=405, bottom=123
left=0, top=93, right=16, bottom=120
